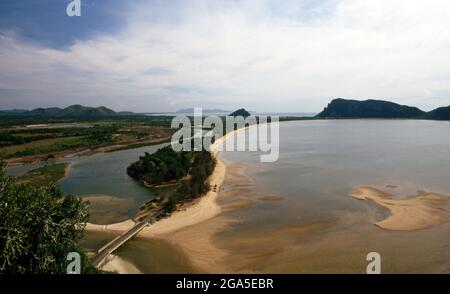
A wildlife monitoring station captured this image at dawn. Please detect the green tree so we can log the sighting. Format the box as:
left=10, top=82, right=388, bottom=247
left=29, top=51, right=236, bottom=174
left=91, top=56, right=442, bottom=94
left=0, top=163, right=96, bottom=274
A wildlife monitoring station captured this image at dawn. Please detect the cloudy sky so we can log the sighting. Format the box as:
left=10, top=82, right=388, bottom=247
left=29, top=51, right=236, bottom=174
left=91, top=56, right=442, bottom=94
left=1, top=0, right=450, bottom=112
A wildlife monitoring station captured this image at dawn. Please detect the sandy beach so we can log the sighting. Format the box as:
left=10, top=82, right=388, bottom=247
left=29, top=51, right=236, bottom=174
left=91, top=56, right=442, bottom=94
left=350, top=186, right=450, bottom=230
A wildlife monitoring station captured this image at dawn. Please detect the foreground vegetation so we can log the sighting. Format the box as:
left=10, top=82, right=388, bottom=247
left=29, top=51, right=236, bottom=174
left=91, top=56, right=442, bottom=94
left=0, top=164, right=96, bottom=274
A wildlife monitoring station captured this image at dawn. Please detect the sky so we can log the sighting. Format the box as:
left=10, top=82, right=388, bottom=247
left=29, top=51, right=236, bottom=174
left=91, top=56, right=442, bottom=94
left=1, top=0, right=450, bottom=112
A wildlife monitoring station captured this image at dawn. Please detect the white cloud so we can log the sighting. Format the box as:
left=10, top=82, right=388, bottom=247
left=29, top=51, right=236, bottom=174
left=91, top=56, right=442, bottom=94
left=1, top=0, right=450, bottom=111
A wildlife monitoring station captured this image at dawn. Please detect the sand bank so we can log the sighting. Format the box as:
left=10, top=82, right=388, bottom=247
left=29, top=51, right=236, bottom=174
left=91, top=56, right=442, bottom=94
left=350, top=186, right=450, bottom=230
left=63, top=162, right=71, bottom=177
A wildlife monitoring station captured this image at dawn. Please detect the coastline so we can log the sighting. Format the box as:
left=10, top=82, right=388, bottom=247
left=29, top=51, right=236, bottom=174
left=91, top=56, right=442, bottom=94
left=85, top=127, right=249, bottom=272
left=82, top=123, right=450, bottom=273
left=85, top=129, right=234, bottom=234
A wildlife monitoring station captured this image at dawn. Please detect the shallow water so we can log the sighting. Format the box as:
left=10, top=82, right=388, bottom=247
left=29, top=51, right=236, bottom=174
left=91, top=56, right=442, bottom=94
left=7, top=143, right=170, bottom=222
left=81, top=231, right=200, bottom=273
left=214, top=120, right=450, bottom=273
left=114, top=237, right=201, bottom=274
left=58, top=144, right=169, bottom=205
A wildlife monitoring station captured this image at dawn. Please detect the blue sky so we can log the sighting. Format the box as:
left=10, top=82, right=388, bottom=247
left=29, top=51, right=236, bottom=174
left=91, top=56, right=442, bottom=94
left=0, top=0, right=127, bottom=48
left=1, top=0, right=450, bottom=112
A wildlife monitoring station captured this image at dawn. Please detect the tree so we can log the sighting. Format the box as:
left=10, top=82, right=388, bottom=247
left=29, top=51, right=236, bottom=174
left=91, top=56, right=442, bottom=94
left=162, top=196, right=176, bottom=214
left=0, top=163, right=96, bottom=274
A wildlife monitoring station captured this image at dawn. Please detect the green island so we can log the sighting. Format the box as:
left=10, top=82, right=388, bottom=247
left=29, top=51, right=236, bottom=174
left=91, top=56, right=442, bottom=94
left=127, top=146, right=216, bottom=220
left=15, top=163, right=68, bottom=186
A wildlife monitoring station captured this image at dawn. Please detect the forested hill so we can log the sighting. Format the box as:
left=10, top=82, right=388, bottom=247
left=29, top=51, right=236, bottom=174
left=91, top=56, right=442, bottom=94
left=0, top=105, right=135, bottom=118
left=426, top=106, right=450, bottom=120
left=316, top=98, right=426, bottom=119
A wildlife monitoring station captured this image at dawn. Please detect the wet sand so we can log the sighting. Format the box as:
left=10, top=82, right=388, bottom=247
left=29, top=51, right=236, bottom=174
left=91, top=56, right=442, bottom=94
left=350, top=186, right=450, bottom=230
left=101, top=254, right=142, bottom=274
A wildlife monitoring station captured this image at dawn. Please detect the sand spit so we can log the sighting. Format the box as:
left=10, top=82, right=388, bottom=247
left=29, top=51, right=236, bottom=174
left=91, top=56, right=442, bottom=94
left=350, top=186, right=450, bottom=231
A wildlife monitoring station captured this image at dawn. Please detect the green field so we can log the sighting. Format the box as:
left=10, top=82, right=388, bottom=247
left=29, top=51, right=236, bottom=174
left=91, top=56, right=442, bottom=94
left=0, top=117, right=176, bottom=161
left=0, top=136, right=86, bottom=158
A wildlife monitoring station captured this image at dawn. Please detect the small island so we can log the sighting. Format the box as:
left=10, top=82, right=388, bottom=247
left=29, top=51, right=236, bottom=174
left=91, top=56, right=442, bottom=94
left=15, top=163, right=69, bottom=186
left=229, top=108, right=251, bottom=117
left=127, top=146, right=216, bottom=220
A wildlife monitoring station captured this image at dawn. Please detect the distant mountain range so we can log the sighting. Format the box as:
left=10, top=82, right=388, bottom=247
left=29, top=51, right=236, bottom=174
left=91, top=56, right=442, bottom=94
left=2, top=100, right=450, bottom=120
left=0, top=105, right=135, bottom=118
left=316, top=98, right=450, bottom=120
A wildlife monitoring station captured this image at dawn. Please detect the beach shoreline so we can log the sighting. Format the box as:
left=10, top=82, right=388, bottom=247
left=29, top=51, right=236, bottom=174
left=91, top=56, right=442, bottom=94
left=85, top=129, right=236, bottom=234
left=85, top=127, right=252, bottom=272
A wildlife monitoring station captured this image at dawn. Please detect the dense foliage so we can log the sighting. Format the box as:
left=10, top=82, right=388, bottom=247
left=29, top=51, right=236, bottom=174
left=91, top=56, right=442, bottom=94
left=127, top=146, right=194, bottom=185
left=0, top=165, right=96, bottom=274
left=127, top=146, right=216, bottom=214
left=164, top=150, right=215, bottom=213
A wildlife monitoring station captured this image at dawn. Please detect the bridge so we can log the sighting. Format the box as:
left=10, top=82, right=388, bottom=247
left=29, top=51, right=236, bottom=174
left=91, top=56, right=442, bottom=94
left=90, top=212, right=164, bottom=268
